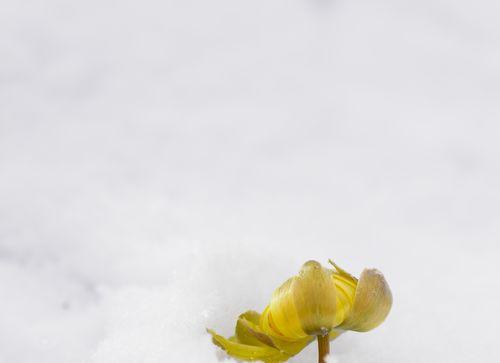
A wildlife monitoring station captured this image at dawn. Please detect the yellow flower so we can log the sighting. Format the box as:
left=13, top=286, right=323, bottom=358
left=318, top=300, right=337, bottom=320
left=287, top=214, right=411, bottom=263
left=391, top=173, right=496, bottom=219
left=208, top=260, right=392, bottom=363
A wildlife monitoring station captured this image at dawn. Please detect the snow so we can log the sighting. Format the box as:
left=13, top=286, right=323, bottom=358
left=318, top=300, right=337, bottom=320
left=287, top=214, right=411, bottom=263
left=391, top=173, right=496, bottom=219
left=1, top=0, right=500, bottom=362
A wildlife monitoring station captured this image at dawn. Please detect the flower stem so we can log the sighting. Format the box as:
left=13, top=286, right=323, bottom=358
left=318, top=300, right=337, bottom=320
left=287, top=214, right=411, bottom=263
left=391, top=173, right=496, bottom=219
left=317, top=334, right=330, bottom=363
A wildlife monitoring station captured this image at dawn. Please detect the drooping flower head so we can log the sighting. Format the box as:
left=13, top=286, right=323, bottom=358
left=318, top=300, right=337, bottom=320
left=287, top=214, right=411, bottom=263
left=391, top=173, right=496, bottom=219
left=208, top=260, right=392, bottom=362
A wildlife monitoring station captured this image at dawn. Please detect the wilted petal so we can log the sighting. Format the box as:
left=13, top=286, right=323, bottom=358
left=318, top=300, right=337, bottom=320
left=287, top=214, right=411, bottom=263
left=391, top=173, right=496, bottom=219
left=339, top=268, right=392, bottom=332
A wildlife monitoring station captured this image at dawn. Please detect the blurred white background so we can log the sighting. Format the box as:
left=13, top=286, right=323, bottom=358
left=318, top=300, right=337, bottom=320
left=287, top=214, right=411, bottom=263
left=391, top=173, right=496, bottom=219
left=1, top=0, right=499, bottom=362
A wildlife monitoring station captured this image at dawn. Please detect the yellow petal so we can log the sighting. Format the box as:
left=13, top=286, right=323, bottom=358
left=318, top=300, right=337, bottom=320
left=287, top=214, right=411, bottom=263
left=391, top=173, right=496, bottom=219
left=266, top=260, right=338, bottom=339
left=266, top=277, right=307, bottom=340
left=329, top=261, right=358, bottom=326
left=208, top=329, right=290, bottom=363
left=235, top=311, right=277, bottom=348
left=328, top=260, right=358, bottom=284
left=292, top=260, right=337, bottom=335
left=339, top=268, right=393, bottom=332
left=267, top=333, right=314, bottom=356
left=238, top=310, right=314, bottom=357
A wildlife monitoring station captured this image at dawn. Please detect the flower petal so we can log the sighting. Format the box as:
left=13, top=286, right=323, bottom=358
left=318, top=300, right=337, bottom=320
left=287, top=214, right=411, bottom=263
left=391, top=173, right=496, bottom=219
left=267, top=278, right=307, bottom=340
left=292, top=260, right=337, bottom=335
left=328, top=260, right=358, bottom=284
left=208, top=329, right=290, bottom=362
left=268, top=334, right=314, bottom=356
left=339, top=268, right=392, bottom=332
left=235, top=311, right=277, bottom=348
left=329, top=260, right=358, bottom=326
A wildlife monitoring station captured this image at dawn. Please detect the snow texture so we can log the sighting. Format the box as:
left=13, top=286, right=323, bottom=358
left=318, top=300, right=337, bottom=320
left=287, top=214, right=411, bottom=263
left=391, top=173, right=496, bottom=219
left=1, top=0, right=500, bottom=362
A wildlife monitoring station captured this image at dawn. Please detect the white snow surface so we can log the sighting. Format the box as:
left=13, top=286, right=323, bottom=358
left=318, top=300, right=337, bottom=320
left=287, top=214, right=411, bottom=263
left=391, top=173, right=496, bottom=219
left=1, top=0, right=500, bottom=362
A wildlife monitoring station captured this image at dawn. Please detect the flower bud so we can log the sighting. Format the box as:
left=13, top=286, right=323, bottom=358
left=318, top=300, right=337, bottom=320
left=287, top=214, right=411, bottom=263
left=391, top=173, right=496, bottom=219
left=208, top=259, right=392, bottom=362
